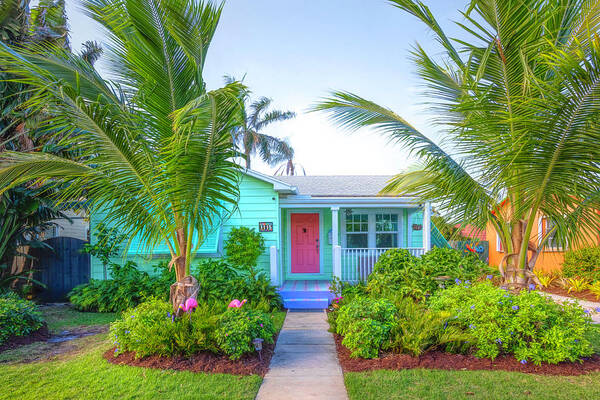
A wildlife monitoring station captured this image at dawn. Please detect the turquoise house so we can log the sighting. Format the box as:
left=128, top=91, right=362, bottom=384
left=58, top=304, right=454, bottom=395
left=90, top=170, right=433, bottom=308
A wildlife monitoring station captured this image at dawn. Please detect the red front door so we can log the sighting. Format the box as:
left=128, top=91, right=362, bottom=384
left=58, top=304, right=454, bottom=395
left=291, top=213, right=320, bottom=273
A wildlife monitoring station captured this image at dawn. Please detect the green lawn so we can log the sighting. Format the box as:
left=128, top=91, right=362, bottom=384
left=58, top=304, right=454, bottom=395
left=344, top=325, right=600, bottom=400
left=40, top=305, right=118, bottom=332
left=0, top=309, right=287, bottom=400
left=345, top=369, right=600, bottom=400
left=0, top=334, right=262, bottom=400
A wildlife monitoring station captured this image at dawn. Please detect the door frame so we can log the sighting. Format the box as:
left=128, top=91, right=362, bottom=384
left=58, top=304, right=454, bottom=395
left=286, top=209, right=325, bottom=278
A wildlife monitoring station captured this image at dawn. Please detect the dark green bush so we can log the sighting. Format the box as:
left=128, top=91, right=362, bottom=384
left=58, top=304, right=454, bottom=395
left=224, top=227, right=265, bottom=271
left=194, top=258, right=282, bottom=312
left=0, top=292, right=44, bottom=344
left=111, top=299, right=276, bottom=360
left=429, top=281, right=594, bottom=364
left=215, top=308, right=276, bottom=360
left=563, top=247, right=600, bottom=280
left=69, top=261, right=174, bottom=313
left=367, top=247, right=489, bottom=300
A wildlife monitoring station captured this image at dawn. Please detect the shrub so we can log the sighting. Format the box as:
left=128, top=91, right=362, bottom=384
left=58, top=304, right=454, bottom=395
left=563, top=247, right=600, bottom=280
left=0, top=292, right=44, bottom=344
left=367, top=247, right=489, bottom=301
left=194, top=258, right=282, bottom=312
left=224, top=227, right=265, bottom=272
left=384, top=295, right=469, bottom=357
left=215, top=308, right=276, bottom=360
left=335, top=297, right=396, bottom=358
left=429, top=282, right=594, bottom=364
left=69, top=261, right=174, bottom=313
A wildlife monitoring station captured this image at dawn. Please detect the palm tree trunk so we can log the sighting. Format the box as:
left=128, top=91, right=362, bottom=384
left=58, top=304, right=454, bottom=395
left=245, top=149, right=251, bottom=169
left=169, top=227, right=199, bottom=313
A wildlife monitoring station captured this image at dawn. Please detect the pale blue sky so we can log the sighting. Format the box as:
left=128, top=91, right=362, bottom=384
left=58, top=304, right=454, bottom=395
left=65, top=0, right=467, bottom=175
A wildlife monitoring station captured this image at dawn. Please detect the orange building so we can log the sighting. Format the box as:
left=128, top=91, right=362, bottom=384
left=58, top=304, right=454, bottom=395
left=486, top=214, right=600, bottom=273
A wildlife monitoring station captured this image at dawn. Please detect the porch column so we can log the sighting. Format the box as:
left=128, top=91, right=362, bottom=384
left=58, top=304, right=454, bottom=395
left=423, top=201, right=432, bottom=252
left=269, top=245, right=279, bottom=286
left=331, top=206, right=342, bottom=279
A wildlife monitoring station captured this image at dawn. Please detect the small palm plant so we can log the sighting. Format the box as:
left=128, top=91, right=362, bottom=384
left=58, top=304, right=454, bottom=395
left=315, top=0, right=600, bottom=289
left=0, top=0, right=245, bottom=304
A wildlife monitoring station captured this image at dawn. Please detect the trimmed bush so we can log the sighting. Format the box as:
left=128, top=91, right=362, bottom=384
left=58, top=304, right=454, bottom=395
left=110, top=299, right=276, bottom=360
left=335, top=297, right=397, bottom=358
left=0, top=292, right=44, bottom=344
left=224, top=227, right=265, bottom=271
left=563, top=247, right=600, bottom=280
left=215, top=308, right=276, bottom=360
left=367, top=247, right=489, bottom=300
left=429, top=281, right=594, bottom=364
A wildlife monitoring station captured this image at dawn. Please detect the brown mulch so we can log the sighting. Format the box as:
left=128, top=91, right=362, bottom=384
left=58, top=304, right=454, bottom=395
left=104, top=339, right=277, bottom=376
left=0, top=324, right=50, bottom=353
left=542, top=287, right=600, bottom=303
left=333, top=334, right=600, bottom=376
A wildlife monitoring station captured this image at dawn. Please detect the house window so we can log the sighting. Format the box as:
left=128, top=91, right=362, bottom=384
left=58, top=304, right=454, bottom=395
left=541, top=217, right=563, bottom=251
left=376, top=213, right=398, bottom=248
left=496, top=233, right=504, bottom=253
left=345, top=213, right=369, bottom=248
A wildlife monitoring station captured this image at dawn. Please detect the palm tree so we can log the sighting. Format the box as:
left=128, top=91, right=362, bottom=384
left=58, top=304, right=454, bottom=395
left=0, top=0, right=245, bottom=304
left=230, top=84, right=296, bottom=169
left=315, top=0, right=600, bottom=289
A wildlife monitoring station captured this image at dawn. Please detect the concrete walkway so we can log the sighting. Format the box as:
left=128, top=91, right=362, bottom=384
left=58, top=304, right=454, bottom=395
left=543, top=292, right=600, bottom=323
left=256, top=311, right=348, bottom=400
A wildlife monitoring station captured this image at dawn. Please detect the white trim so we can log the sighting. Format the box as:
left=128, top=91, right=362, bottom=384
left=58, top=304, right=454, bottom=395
left=243, top=169, right=298, bottom=193
left=331, top=207, right=339, bottom=247
left=496, top=232, right=503, bottom=253
left=280, top=196, right=419, bottom=208
left=286, top=210, right=326, bottom=277
left=423, top=202, right=432, bottom=251
left=341, top=208, right=404, bottom=249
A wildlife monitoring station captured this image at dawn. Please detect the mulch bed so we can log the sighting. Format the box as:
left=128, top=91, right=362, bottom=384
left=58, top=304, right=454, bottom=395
left=333, top=334, right=600, bottom=376
left=104, top=337, right=277, bottom=376
left=542, top=287, right=600, bottom=303
left=0, top=324, right=50, bottom=353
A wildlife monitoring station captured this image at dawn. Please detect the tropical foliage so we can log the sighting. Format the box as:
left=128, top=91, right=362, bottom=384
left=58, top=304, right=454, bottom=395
left=229, top=80, right=296, bottom=170
left=0, top=291, right=44, bottom=345
left=0, top=0, right=247, bottom=283
left=315, top=0, right=600, bottom=288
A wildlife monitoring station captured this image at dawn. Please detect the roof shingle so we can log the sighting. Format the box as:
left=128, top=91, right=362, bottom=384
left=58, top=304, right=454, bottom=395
left=274, top=175, right=396, bottom=197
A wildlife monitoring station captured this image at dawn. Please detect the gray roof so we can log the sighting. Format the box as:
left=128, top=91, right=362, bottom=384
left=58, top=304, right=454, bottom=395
left=274, top=175, right=396, bottom=197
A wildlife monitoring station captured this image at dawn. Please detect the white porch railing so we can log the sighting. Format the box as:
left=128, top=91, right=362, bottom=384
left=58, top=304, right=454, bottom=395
left=340, top=247, right=425, bottom=282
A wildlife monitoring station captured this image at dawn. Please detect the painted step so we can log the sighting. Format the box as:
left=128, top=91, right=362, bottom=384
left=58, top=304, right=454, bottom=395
left=278, top=290, right=334, bottom=300
left=283, top=297, right=330, bottom=310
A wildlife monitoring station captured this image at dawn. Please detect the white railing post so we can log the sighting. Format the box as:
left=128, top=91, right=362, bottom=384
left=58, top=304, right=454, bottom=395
left=423, top=201, right=432, bottom=252
left=333, top=245, right=342, bottom=280
left=269, top=245, right=278, bottom=286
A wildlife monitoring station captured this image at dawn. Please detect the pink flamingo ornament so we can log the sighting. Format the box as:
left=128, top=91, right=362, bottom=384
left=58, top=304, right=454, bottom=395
left=228, top=299, right=247, bottom=308
left=179, top=297, right=199, bottom=313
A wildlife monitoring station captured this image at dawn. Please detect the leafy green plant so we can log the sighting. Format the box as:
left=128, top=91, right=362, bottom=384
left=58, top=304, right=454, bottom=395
left=567, top=277, right=590, bottom=294
left=81, top=223, right=127, bottom=280
left=335, top=297, right=397, bottom=358
left=194, top=258, right=282, bottom=311
left=0, top=291, right=44, bottom=344
left=215, top=308, right=276, bottom=360
left=111, top=298, right=223, bottom=358
left=429, top=282, right=594, bottom=364
left=224, top=227, right=265, bottom=273
left=563, top=247, right=600, bottom=281
left=69, top=261, right=174, bottom=313
left=384, top=296, right=469, bottom=357
left=367, top=247, right=488, bottom=301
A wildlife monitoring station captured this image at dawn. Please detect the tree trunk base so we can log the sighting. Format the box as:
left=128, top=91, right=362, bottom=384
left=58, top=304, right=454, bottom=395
left=169, top=275, right=199, bottom=316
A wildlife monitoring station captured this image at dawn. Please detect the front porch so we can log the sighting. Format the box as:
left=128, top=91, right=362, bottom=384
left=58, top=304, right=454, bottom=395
left=269, top=197, right=432, bottom=308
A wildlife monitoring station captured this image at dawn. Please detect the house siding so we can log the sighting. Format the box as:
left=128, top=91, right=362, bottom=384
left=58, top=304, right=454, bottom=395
left=89, top=173, right=280, bottom=279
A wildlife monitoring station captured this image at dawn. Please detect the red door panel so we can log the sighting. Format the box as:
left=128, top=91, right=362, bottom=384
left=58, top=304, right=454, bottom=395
left=291, top=213, right=320, bottom=273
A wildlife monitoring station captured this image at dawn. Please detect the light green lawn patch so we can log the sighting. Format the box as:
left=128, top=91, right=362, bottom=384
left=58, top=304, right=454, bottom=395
left=271, top=310, right=287, bottom=332
left=0, top=334, right=262, bottom=400
left=344, top=369, right=600, bottom=400
left=40, top=305, right=118, bottom=332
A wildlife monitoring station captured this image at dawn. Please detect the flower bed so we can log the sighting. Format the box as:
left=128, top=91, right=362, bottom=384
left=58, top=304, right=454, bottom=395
left=104, top=298, right=284, bottom=375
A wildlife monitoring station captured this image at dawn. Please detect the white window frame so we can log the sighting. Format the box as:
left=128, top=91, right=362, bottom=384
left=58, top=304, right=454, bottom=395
left=496, top=232, right=504, bottom=253
left=341, top=209, right=404, bottom=249
left=539, top=217, right=564, bottom=252
left=375, top=213, right=400, bottom=248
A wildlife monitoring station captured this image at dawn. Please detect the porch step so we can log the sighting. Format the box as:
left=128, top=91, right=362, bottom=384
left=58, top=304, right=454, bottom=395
left=279, top=289, right=333, bottom=310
